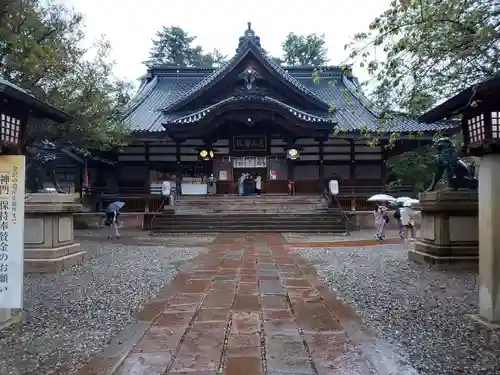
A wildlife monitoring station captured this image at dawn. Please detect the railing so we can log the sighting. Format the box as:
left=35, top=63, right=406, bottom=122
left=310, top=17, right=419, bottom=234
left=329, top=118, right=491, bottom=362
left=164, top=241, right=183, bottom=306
left=84, top=187, right=164, bottom=212
left=83, top=184, right=414, bottom=213
left=323, top=188, right=353, bottom=234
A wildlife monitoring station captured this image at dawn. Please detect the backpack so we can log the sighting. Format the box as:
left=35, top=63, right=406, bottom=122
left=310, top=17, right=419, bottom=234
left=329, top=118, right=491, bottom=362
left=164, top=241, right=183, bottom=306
left=393, top=209, right=401, bottom=219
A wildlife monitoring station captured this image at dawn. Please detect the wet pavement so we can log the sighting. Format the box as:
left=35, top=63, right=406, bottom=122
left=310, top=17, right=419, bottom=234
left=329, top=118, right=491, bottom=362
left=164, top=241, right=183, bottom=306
left=78, top=233, right=416, bottom=375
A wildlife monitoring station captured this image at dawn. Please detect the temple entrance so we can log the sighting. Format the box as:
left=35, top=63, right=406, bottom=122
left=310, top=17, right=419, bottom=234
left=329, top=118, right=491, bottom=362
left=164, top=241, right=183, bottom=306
left=233, top=168, right=267, bottom=182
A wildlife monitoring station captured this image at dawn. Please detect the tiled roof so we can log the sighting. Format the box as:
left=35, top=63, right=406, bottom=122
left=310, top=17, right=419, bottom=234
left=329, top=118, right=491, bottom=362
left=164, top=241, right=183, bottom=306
left=123, top=23, right=457, bottom=135
left=298, top=75, right=457, bottom=133
left=0, top=78, right=71, bottom=123
left=163, top=95, right=336, bottom=125
left=161, top=42, right=328, bottom=113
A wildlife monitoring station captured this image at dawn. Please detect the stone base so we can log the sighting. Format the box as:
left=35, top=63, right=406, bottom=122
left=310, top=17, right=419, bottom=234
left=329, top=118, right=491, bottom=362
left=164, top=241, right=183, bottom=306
left=24, top=243, right=85, bottom=273
left=0, top=309, right=18, bottom=331
left=410, top=190, right=478, bottom=269
left=25, top=193, right=84, bottom=273
left=409, top=248, right=478, bottom=269
left=465, top=314, right=500, bottom=329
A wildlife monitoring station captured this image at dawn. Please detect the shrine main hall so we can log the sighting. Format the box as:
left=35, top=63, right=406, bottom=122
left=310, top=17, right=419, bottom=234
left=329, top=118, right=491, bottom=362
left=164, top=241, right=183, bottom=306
left=113, top=23, right=454, bottom=196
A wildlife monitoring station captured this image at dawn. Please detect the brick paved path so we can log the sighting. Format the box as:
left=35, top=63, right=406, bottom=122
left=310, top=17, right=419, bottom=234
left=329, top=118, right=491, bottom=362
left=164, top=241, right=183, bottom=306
left=79, top=234, right=413, bottom=375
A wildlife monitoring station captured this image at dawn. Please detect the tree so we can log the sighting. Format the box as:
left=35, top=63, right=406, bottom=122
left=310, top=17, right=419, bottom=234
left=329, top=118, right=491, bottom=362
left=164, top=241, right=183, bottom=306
left=145, top=26, right=228, bottom=67
left=281, top=32, right=329, bottom=66
left=196, top=48, right=228, bottom=67
left=386, top=146, right=435, bottom=193
left=347, top=0, right=499, bottom=115
left=0, top=0, right=132, bottom=149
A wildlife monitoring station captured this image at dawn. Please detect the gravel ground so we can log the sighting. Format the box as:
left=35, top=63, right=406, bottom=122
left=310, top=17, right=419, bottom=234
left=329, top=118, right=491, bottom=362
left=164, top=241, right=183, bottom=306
left=295, top=244, right=500, bottom=375
left=282, top=230, right=402, bottom=242
left=0, top=241, right=206, bottom=375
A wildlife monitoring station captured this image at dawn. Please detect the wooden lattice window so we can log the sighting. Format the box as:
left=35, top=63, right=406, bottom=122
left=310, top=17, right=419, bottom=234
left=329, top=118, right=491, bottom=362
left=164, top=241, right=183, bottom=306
left=492, top=112, right=500, bottom=139
left=467, top=114, right=485, bottom=144
left=0, top=113, right=21, bottom=144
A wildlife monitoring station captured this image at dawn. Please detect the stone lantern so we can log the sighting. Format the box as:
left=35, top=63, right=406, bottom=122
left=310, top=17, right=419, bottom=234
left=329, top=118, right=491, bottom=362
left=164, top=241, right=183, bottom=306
left=0, top=79, right=71, bottom=153
left=419, top=76, right=500, bottom=326
left=0, top=78, right=72, bottom=330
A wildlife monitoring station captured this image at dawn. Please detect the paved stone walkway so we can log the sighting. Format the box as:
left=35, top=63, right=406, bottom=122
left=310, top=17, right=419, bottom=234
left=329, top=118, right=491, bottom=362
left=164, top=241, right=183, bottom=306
left=79, top=234, right=413, bottom=375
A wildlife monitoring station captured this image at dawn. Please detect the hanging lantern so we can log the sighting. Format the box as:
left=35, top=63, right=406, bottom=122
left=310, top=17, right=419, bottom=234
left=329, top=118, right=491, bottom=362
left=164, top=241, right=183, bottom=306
left=287, top=148, right=299, bottom=160
left=199, top=148, right=215, bottom=161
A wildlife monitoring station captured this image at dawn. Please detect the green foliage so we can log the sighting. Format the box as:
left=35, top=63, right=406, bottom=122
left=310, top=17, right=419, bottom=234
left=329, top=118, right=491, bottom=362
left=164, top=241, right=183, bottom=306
left=145, top=26, right=228, bottom=67
left=282, top=33, right=329, bottom=66
left=347, top=0, right=499, bottom=115
left=0, top=0, right=133, bottom=149
left=387, top=146, right=436, bottom=193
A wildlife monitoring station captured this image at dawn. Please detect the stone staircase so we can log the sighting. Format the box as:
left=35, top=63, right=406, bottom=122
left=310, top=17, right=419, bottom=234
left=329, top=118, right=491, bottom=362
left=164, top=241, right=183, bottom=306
left=151, top=195, right=347, bottom=233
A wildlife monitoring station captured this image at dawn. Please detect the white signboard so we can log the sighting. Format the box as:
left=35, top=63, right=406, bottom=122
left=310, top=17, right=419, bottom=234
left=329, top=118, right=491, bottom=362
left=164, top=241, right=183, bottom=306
left=232, top=157, right=267, bottom=169
left=255, top=157, right=266, bottom=168
left=329, top=180, right=339, bottom=195
left=233, top=158, right=245, bottom=168
left=219, top=170, right=228, bottom=181
left=0, top=156, right=25, bottom=309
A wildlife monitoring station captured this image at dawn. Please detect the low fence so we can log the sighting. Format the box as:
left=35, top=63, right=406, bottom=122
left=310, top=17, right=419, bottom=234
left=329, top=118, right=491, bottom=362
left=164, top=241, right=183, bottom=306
left=82, top=184, right=414, bottom=213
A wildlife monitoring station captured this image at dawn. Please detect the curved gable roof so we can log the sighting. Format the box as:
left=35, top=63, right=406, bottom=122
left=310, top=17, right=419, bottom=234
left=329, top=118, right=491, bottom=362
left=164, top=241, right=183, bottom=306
left=162, top=29, right=329, bottom=113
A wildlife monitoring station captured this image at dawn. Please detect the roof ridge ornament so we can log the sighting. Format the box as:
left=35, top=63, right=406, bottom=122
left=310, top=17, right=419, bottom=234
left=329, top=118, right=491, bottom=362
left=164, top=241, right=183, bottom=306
left=236, top=21, right=261, bottom=53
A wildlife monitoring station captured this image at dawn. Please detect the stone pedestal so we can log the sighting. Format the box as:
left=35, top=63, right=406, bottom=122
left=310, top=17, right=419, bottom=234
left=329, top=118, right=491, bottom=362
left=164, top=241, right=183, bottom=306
left=477, top=154, right=500, bottom=324
left=409, top=190, right=478, bottom=268
left=0, top=308, right=13, bottom=329
left=24, top=193, right=84, bottom=273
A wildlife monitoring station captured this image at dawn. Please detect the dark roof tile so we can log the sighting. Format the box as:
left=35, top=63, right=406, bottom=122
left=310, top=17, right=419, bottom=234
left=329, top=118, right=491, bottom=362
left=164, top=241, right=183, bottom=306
left=124, top=24, right=457, bottom=135
left=163, top=95, right=336, bottom=125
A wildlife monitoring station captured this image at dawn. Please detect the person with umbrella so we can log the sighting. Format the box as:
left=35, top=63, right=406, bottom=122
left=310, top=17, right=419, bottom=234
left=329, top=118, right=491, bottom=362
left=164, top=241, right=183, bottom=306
left=401, top=199, right=418, bottom=243
left=104, top=201, right=124, bottom=239
left=367, top=194, right=395, bottom=240
left=395, top=197, right=413, bottom=239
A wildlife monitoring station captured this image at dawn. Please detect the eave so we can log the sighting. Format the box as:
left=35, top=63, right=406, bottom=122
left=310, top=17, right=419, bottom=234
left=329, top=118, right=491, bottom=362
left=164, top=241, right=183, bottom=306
left=0, top=79, right=72, bottom=123
left=163, top=95, right=335, bottom=127
left=161, top=42, right=329, bottom=113
left=419, top=76, right=500, bottom=123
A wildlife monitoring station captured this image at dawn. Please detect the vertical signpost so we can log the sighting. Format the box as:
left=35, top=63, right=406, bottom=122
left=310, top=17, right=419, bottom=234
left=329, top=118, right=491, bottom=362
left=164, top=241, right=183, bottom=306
left=0, top=155, right=25, bottom=309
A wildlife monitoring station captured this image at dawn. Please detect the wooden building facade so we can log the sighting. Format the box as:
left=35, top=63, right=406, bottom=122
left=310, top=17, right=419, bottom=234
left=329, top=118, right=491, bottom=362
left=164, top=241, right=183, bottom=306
left=93, top=23, right=456, bottom=199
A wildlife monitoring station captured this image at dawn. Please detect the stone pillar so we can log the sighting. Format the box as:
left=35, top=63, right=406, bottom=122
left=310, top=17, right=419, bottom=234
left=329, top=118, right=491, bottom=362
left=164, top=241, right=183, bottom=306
left=478, top=154, right=500, bottom=324
left=0, top=308, right=12, bottom=329
left=24, top=193, right=84, bottom=273
left=409, top=190, right=478, bottom=268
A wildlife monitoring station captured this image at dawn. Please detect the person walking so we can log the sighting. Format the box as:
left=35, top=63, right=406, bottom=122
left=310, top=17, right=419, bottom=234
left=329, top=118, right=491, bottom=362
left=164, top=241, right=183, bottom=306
left=255, top=173, right=262, bottom=196
left=373, top=203, right=388, bottom=240
left=208, top=173, right=216, bottom=195
left=394, top=202, right=404, bottom=239
left=238, top=173, right=245, bottom=196
left=104, top=209, right=120, bottom=239
left=161, top=174, right=172, bottom=209
left=401, top=203, right=416, bottom=243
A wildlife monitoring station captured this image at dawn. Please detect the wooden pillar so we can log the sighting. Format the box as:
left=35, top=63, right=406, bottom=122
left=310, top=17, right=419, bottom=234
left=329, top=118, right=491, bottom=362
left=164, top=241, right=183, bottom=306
left=381, top=140, right=387, bottom=192
left=286, top=137, right=295, bottom=182
left=144, top=141, right=151, bottom=193
left=114, top=150, right=121, bottom=195
left=318, top=139, right=325, bottom=193
left=349, top=139, right=356, bottom=210
left=349, top=139, right=356, bottom=179
left=175, top=141, right=181, bottom=192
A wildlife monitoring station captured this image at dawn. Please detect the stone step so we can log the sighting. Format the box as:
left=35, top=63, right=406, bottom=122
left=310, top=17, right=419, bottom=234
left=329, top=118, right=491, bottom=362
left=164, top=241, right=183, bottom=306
left=152, top=228, right=346, bottom=233
left=152, top=212, right=346, bottom=233
left=155, top=213, right=339, bottom=219
left=153, top=221, right=344, bottom=228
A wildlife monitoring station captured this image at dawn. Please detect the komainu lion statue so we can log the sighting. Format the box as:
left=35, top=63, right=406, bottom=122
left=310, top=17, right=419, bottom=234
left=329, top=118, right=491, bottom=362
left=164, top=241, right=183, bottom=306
left=25, top=140, right=65, bottom=193
left=426, top=137, right=478, bottom=191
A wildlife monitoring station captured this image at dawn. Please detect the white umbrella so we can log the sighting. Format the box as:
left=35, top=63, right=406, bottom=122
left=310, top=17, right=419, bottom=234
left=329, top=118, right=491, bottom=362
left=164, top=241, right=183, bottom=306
left=367, top=194, right=396, bottom=202
left=396, top=196, right=413, bottom=203
left=403, top=199, right=419, bottom=207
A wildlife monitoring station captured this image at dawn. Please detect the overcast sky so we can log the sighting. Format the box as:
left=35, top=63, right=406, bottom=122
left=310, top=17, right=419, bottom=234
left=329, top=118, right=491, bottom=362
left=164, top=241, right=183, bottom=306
left=57, top=0, right=391, bottom=85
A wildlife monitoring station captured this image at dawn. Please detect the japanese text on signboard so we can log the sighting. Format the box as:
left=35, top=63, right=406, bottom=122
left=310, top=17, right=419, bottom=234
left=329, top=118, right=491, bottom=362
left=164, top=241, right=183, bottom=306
left=0, top=170, right=9, bottom=292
